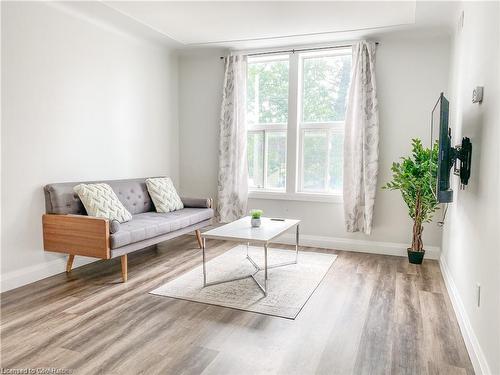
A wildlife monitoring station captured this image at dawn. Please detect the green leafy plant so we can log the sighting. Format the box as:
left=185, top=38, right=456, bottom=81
left=382, top=139, right=439, bottom=252
left=250, top=209, right=263, bottom=219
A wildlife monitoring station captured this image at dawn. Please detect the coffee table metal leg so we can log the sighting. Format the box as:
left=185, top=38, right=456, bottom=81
left=203, top=232, right=298, bottom=296
left=247, top=224, right=300, bottom=272
left=295, top=224, right=300, bottom=263
left=202, top=237, right=207, bottom=286
left=264, top=243, right=268, bottom=295
left=264, top=243, right=268, bottom=280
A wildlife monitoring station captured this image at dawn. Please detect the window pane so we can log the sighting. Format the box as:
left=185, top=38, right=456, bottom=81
left=247, top=132, right=264, bottom=188
left=266, top=131, right=287, bottom=189
left=328, top=132, right=344, bottom=192
left=302, top=54, right=351, bottom=123
left=302, top=130, right=328, bottom=191
left=247, top=57, right=289, bottom=125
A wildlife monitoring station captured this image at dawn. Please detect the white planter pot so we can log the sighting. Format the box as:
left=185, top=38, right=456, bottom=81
left=251, top=218, right=261, bottom=227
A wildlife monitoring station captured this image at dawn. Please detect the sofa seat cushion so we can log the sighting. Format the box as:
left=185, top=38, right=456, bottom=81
left=110, top=208, right=214, bottom=249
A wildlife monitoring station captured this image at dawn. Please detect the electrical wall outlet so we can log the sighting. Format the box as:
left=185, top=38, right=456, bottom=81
left=476, top=283, right=481, bottom=307
left=472, top=86, right=484, bottom=103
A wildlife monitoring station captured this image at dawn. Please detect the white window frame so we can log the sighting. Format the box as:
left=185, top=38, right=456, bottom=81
left=246, top=47, right=351, bottom=203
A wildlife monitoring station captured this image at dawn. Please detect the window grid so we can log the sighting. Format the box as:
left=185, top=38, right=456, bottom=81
left=246, top=48, right=351, bottom=196
left=247, top=54, right=289, bottom=191
left=247, top=128, right=287, bottom=191
left=297, top=50, right=349, bottom=194
left=298, top=126, right=344, bottom=193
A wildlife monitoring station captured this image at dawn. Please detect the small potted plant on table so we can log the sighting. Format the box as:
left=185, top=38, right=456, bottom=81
left=383, top=139, right=439, bottom=264
left=250, top=209, right=263, bottom=228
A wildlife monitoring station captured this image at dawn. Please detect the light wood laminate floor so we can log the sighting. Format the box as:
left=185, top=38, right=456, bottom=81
left=0, top=236, right=474, bottom=375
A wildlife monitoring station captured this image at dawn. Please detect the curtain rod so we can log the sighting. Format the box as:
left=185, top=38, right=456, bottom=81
left=219, top=42, right=378, bottom=59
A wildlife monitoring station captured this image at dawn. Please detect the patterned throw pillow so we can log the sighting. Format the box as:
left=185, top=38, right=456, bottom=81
left=146, top=177, right=184, bottom=213
left=73, top=183, right=132, bottom=223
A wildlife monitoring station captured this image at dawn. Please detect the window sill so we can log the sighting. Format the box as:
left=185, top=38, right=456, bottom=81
left=248, top=190, right=343, bottom=203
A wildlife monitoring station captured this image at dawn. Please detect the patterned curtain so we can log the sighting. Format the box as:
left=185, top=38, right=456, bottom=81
left=343, top=41, right=379, bottom=234
left=217, top=55, right=248, bottom=222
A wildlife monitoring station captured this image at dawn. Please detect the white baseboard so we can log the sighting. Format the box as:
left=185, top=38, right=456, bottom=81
left=274, top=232, right=441, bottom=259
left=439, top=255, right=491, bottom=375
left=1, top=255, right=97, bottom=293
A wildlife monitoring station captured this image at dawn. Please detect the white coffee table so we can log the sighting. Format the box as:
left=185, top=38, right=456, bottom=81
left=201, top=216, right=300, bottom=296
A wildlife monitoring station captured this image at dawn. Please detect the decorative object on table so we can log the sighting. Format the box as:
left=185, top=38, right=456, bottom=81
left=250, top=209, right=263, bottom=227
left=382, top=139, right=439, bottom=264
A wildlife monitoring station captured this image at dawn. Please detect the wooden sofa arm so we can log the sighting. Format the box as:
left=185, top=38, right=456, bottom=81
left=42, top=214, right=110, bottom=259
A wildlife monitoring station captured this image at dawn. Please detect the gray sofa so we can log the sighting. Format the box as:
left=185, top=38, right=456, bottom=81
left=42, top=177, right=214, bottom=281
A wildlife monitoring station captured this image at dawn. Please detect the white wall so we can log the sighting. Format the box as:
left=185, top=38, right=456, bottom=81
left=441, top=2, right=500, bottom=374
left=1, top=2, right=179, bottom=291
left=179, top=49, right=226, bottom=202
left=178, top=35, right=450, bottom=256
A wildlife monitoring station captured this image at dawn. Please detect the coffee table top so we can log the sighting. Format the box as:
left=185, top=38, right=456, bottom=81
left=202, top=216, right=300, bottom=244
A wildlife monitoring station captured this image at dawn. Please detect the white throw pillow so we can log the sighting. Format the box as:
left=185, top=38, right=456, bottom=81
left=146, top=177, right=184, bottom=213
left=73, top=183, right=132, bottom=223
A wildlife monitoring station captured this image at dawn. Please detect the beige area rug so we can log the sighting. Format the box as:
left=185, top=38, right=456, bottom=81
left=150, top=245, right=337, bottom=319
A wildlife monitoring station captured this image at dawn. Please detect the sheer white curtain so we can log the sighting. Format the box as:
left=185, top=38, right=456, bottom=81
left=217, top=55, right=248, bottom=222
left=343, top=41, right=379, bottom=234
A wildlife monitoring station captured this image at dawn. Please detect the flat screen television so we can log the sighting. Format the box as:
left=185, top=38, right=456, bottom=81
left=431, top=93, right=472, bottom=203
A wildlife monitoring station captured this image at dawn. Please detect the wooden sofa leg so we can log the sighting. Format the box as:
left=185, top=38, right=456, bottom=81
left=66, top=254, right=75, bottom=273
left=121, top=254, right=128, bottom=282
left=195, top=229, right=203, bottom=249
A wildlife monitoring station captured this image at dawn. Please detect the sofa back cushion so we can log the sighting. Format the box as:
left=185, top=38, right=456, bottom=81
left=44, top=177, right=157, bottom=215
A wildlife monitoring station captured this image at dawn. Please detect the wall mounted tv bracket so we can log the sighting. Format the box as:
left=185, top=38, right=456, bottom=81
left=452, top=136, right=472, bottom=188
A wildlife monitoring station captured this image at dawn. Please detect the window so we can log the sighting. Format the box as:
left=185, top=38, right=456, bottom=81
left=246, top=48, right=351, bottom=199
left=247, top=55, right=289, bottom=190
left=299, top=51, right=351, bottom=193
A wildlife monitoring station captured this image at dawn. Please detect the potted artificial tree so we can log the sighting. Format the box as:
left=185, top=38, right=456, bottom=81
left=383, top=139, right=439, bottom=264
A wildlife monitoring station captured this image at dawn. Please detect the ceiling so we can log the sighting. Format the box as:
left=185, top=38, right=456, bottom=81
left=103, top=1, right=418, bottom=46
left=70, top=1, right=457, bottom=50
